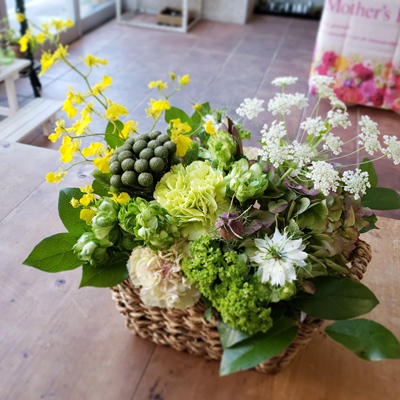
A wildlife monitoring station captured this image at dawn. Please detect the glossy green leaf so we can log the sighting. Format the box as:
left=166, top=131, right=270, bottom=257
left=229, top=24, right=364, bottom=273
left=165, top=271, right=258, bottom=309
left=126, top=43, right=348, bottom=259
left=360, top=158, right=378, bottom=188
left=361, top=187, right=400, bottom=210
left=105, top=120, right=125, bottom=149
left=293, top=277, right=379, bottom=320
left=79, top=252, right=129, bottom=288
left=165, top=106, right=193, bottom=128
left=218, top=321, right=251, bottom=348
left=219, top=317, right=298, bottom=376
left=58, top=188, right=90, bottom=237
left=23, top=233, right=81, bottom=272
left=326, top=319, right=400, bottom=360
left=190, top=102, right=211, bottom=124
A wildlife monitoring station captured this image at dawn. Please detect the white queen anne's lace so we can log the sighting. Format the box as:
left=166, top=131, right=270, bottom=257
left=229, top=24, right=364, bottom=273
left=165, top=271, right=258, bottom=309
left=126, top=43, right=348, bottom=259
left=341, top=169, right=371, bottom=200
left=306, top=161, right=340, bottom=196
left=236, top=98, right=265, bottom=120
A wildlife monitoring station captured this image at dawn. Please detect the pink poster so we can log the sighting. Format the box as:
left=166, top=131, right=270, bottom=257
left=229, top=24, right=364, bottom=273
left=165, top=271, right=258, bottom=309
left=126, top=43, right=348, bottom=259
left=311, top=1, right=400, bottom=111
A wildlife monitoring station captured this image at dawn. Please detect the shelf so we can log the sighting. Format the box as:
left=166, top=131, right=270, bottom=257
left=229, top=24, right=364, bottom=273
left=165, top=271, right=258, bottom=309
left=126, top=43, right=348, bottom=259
left=116, top=0, right=203, bottom=33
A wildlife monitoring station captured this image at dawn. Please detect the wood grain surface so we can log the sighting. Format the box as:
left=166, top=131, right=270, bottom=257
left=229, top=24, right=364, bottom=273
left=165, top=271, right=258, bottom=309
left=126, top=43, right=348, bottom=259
left=1, top=142, right=399, bottom=400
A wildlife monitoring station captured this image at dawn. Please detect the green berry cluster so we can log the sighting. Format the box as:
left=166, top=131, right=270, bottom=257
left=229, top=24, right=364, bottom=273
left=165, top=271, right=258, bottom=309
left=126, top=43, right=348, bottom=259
left=108, top=131, right=177, bottom=195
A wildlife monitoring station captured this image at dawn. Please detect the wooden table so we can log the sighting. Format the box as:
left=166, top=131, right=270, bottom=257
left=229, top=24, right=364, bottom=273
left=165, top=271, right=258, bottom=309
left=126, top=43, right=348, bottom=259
left=0, top=59, right=31, bottom=117
left=1, top=141, right=399, bottom=400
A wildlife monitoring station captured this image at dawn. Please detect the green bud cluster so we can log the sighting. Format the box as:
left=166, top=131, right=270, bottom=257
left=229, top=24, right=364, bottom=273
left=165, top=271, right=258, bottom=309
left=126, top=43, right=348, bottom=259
left=108, top=130, right=177, bottom=196
left=225, top=158, right=269, bottom=202
left=118, top=197, right=180, bottom=250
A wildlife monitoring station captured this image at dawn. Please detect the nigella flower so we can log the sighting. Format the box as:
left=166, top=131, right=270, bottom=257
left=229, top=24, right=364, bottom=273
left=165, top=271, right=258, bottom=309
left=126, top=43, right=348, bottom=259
left=251, top=228, right=308, bottom=287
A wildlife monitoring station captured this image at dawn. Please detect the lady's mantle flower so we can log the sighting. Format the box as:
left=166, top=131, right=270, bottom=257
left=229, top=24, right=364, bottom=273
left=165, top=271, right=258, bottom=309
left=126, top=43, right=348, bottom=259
left=236, top=98, right=265, bottom=120
left=128, top=240, right=200, bottom=309
left=251, top=229, right=307, bottom=287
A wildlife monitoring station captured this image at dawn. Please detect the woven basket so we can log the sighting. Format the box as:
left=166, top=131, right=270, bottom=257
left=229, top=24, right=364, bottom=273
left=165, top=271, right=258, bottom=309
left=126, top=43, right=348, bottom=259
left=111, top=240, right=372, bottom=374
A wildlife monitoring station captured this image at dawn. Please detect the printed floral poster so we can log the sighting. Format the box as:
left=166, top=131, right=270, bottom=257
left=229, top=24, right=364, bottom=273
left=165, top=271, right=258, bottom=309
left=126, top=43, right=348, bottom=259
left=311, top=0, right=400, bottom=111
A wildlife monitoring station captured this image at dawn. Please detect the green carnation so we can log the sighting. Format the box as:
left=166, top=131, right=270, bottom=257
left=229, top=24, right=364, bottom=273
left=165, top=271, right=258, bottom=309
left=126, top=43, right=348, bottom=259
left=225, top=158, right=269, bottom=202
left=182, top=236, right=273, bottom=335
left=118, top=197, right=180, bottom=250
left=154, top=161, right=229, bottom=240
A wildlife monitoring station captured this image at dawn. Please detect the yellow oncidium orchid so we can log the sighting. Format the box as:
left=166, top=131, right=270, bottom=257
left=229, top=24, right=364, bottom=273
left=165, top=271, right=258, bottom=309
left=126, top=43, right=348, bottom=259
left=120, top=120, right=139, bottom=139
left=45, top=168, right=66, bottom=184
left=170, top=118, right=192, bottom=136
left=204, top=120, right=218, bottom=135
left=62, top=92, right=78, bottom=118
left=171, top=131, right=192, bottom=157
left=93, top=149, right=113, bottom=173
left=79, top=185, right=95, bottom=207
left=91, top=75, right=112, bottom=96
left=59, top=136, right=81, bottom=163
left=109, top=192, right=131, bottom=205
left=70, top=198, right=80, bottom=208
left=36, top=33, right=46, bottom=45
left=82, top=142, right=105, bottom=158
left=193, top=103, right=202, bottom=111
left=48, top=119, right=66, bottom=143
left=148, top=80, right=168, bottom=91
left=83, top=54, right=108, bottom=68
left=105, top=102, right=129, bottom=121
left=67, top=114, right=92, bottom=136
left=79, top=208, right=95, bottom=225
left=16, top=13, right=25, bottom=22
left=145, top=98, right=171, bottom=119
left=179, top=74, right=190, bottom=86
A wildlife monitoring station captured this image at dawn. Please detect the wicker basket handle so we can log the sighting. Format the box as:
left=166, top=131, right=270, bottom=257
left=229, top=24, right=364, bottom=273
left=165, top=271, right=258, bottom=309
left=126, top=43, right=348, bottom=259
left=349, top=240, right=372, bottom=281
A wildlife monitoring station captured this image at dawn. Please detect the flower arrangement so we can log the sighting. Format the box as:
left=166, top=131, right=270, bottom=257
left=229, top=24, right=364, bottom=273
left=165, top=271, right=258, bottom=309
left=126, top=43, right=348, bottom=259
left=23, top=19, right=400, bottom=375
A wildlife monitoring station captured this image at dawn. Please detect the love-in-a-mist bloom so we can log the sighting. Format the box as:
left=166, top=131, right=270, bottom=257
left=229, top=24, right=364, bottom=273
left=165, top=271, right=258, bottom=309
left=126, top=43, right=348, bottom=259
left=251, top=228, right=308, bottom=287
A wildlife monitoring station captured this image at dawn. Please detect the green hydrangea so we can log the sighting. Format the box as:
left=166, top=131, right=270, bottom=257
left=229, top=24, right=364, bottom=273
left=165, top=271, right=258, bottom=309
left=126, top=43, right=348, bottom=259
left=182, top=236, right=273, bottom=335
left=225, top=158, right=269, bottom=203
left=118, top=197, right=180, bottom=250
left=207, top=130, right=237, bottom=171
left=154, top=161, right=229, bottom=240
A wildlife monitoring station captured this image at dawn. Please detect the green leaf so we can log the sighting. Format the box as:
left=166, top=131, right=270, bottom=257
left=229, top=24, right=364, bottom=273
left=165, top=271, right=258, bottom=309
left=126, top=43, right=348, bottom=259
left=360, top=158, right=378, bottom=188
left=360, top=213, right=378, bottom=233
left=165, top=106, right=193, bottom=128
left=58, top=188, right=89, bottom=237
left=190, top=102, right=211, bottom=125
left=326, top=319, right=400, bottom=360
left=92, top=169, right=112, bottom=193
left=105, top=120, right=125, bottom=149
left=204, top=307, right=213, bottom=322
left=23, top=233, right=81, bottom=272
left=361, top=187, right=400, bottom=210
left=218, top=321, right=252, bottom=348
left=293, top=277, right=379, bottom=320
left=219, top=317, right=298, bottom=375
left=79, top=252, right=129, bottom=288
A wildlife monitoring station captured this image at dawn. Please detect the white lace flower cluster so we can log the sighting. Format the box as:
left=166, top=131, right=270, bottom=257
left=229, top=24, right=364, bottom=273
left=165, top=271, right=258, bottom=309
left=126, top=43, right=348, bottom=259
left=236, top=98, right=265, bottom=120
left=259, top=122, right=315, bottom=169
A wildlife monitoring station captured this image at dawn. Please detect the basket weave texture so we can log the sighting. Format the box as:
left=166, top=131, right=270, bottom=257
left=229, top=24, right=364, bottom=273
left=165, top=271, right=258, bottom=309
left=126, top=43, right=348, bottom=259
left=111, top=240, right=372, bottom=374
